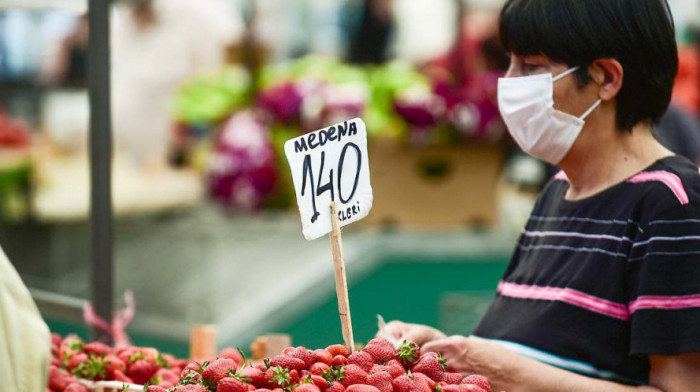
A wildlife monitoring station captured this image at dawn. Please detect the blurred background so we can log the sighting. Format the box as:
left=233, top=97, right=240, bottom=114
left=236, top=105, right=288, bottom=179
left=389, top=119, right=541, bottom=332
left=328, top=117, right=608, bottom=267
left=0, top=0, right=698, bottom=358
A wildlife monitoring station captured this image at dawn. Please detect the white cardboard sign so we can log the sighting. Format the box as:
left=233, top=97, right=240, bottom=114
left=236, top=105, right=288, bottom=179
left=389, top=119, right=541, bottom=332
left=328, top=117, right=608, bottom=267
left=284, top=118, right=373, bottom=240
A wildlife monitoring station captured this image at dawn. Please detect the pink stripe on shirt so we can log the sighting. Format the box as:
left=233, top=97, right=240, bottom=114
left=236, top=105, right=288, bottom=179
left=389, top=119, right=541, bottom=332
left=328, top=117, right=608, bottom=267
left=629, top=294, right=700, bottom=314
left=627, top=171, right=689, bottom=205
left=498, top=281, right=629, bottom=320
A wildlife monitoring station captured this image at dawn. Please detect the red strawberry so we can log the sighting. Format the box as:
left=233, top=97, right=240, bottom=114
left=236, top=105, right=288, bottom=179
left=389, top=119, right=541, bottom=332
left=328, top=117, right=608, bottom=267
left=461, top=375, right=489, bottom=392
left=147, top=386, right=168, bottom=392
left=241, top=366, right=266, bottom=386
left=392, top=374, right=430, bottom=392
left=270, top=355, right=306, bottom=371
left=310, top=362, right=331, bottom=376
left=104, top=354, right=126, bottom=378
left=129, top=359, right=157, bottom=385
left=289, top=370, right=301, bottom=384
left=327, top=381, right=346, bottom=392
left=67, top=353, right=88, bottom=371
left=332, top=355, right=348, bottom=367
left=83, top=342, right=112, bottom=357
left=273, top=388, right=285, bottom=392
left=313, top=349, right=334, bottom=366
left=220, top=348, right=246, bottom=365
left=363, top=339, right=395, bottom=364
left=383, top=360, right=406, bottom=378
left=293, top=384, right=322, bottom=392
left=64, top=384, right=89, bottom=392
left=218, top=377, right=251, bottom=392
left=289, top=347, right=315, bottom=368
left=412, top=354, right=446, bottom=382
left=112, top=369, right=133, bottom=383
left=155, top=368, right=180, bottom=387
left=441, top=373, right=463, bottom=385
left=255, top=390, right=273, bottom=392
left=174, top=385, right=208, bottom=392
left=412, top=373, right=436, bottom=390
left=203, top=358, right=238, bottom=385
left=348, top=352, right=374, bottom=373
left=438, top=384, right=468, bottom=392
left=270, top=366, right=295, bottom=388
left=48, top=366, right=68, bottom=391
left=368, top=371, right=393, bottom=392
left=326, top=345, right=350, bottom=357
left=311, top=374, right=329, bottom=389
left=248, top=384, right=258, bottom=391
left=396, top=342, right=421, bottom=367
left=346, top=385, right=380, bottom=392
left=340, top=365, right=368, bottom=387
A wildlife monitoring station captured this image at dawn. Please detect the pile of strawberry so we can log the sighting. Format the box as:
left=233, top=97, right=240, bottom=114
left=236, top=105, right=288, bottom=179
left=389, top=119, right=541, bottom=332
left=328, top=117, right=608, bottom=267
left=47, top=334, right=245, bottom=392
left=145, top=338, right=491, bottom=392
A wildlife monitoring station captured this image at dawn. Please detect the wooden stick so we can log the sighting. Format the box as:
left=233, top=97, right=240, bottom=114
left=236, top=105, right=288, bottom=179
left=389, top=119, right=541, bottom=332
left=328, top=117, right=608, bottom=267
left=330, top=202, right=355, bottom=353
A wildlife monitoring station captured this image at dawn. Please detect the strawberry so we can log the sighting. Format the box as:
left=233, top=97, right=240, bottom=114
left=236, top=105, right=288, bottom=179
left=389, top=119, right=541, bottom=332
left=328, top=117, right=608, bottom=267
left=311, top=374, right=330, bottom=389
left=240, top=366, right=266, bottom=386
left=441, top=373, right=463, bottom=385
left=461, top=375, right=489, bottom=392
left=383, top=360, right=406, bottom=378
left=64, top=383, right=89, bottom=392
left=313, top=350, right=334, bottom=366
left=340, top=365, right=368, bottom=387
left=67, top=353, right=88, bottom=371
left=289, top=370, right=301, bottom=385
left=147, top=386, right=169, bottom=392
left=218, top=377, right=252, bottom=392
left=202, top=358, right=238, bottom=385
left=112, top=369, right=133, bottom=383
left=83, top=342, right=112, bottom=357
left=363, top=339, right=395, bottom=364
left=270, top=355, right=306, bottom=371
left=73, top=354, right=109, bottom=381
left=289, top=347, right=315, bottom=368
left=48, top=366, right=68, bottom=391
left=271, top=365, right=294, bottom=388
left=392, top=374, right=430, bottom=392
left=412, top=373, right=436, bottom=390
left=396, top=342, right=421, bottom=368
left=174, top=385, right=208, bottom=392
left=255, top=390, right=273, bottom=392
left=249, top=384, right=258, bottom=391
left=272, top=388, right=285, bottom=392
left=327, top=381, right=346, bottom=392
left=346, top=385, right=380, bottom=392
left=155, top=368, right=180, bottom=387
left=129, top=359, right=156, bottom=385
left=332, top=355, right=348, bottom=367
left=326, top=345, right=350, bottom=357
left=412, top=354, right=446, bottom=382
left=368, top=371, right=393, bottom=392
left=293, top=384, right=322, bottom=392
left=310, top=362, right=331, bottom=376
left=220, top=348, right=246, bottom=365
left=348, top=352, right=374, bottom=373
left=103, top=354, right=126, bottom=378
left=437, top=384, right=468, bottom=392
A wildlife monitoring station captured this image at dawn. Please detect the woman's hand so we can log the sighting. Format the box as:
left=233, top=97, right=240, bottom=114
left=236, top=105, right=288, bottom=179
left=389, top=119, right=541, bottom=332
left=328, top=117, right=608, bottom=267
left=376, top=320, right=447, bottom=346
left=422, top=335, right=522, bottom=391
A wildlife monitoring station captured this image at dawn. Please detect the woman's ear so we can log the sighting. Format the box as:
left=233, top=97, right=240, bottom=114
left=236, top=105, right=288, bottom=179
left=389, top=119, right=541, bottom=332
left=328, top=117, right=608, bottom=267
left=589, top=59, right=624, bottom=101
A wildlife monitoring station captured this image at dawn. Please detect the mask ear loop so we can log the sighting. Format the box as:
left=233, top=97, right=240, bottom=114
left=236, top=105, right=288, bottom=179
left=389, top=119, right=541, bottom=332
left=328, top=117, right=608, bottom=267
left=552, top=66, right=580, bottom=82
left=580, top=99, right=602, bottom=120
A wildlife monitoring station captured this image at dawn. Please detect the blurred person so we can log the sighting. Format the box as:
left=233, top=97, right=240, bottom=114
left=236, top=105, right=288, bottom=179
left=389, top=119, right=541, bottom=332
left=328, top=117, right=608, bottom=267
left=40, top=15, right=88, bottom=87
left=111, top=0, right=244, bottom=170
left=382, top=1, right=700, bottom=390
left=0, top=245, right=51, bottom=392
left=346, top=0, right=394, bottom=64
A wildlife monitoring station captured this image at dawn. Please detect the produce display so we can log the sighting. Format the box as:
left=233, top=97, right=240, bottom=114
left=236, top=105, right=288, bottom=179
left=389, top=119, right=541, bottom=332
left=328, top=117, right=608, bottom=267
left=47, top=335, right=493, bottom=392
left=0, top=107, right=33, bottom=220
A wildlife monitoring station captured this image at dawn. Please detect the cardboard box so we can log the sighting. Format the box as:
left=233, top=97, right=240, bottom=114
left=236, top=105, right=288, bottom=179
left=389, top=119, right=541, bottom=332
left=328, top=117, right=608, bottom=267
left=366, top=137, right=502, bottom=228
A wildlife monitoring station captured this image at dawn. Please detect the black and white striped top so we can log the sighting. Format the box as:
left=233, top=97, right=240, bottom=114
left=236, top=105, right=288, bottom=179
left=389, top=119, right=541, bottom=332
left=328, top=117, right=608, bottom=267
left=473, top=155, right=700, bottom=385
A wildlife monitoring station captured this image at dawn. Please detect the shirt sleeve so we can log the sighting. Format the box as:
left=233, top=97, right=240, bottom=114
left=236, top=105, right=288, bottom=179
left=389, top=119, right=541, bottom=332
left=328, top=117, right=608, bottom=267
left=627, top=202, right=700, bottom=355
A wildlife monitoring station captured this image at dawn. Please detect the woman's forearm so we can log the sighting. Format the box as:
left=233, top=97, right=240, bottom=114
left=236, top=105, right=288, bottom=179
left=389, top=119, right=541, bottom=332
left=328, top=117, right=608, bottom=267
left=511, top=354, right=662, bottom=392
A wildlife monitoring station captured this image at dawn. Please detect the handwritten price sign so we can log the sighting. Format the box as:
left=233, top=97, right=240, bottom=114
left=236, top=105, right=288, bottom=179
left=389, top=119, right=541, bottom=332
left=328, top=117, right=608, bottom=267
left=284, top=118, right=373, bottom=240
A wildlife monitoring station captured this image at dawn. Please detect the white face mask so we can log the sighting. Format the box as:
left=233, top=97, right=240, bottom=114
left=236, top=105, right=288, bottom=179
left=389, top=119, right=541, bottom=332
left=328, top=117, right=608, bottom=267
left=498, top=67, right=602, bottom=165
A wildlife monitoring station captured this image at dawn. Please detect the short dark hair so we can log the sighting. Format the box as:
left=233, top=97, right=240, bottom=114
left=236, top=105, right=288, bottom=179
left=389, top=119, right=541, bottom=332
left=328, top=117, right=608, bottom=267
left=499, top=0, right=678, bottom=131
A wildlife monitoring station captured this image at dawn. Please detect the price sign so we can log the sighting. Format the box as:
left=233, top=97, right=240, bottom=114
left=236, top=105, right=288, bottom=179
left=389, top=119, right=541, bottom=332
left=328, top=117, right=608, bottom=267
left=284, top=118, right=373, bottom=240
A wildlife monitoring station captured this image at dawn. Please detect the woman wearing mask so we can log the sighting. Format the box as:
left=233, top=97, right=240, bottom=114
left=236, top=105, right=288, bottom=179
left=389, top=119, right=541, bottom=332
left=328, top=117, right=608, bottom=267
left=384, top=0, right=700, bottom=390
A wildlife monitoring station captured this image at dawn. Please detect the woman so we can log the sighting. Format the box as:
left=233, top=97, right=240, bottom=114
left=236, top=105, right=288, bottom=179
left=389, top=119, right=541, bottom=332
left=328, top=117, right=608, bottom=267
left=385, top=0, right=700, bottom=390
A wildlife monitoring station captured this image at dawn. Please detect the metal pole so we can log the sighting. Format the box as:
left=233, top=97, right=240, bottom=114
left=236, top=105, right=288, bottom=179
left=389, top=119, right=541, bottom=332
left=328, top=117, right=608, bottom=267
left=88, top=0, right=113, bottom=344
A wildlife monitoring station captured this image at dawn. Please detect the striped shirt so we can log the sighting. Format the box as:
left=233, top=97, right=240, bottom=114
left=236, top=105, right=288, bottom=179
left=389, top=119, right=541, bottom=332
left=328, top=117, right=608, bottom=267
left=473, top=156, right=700, bottom=384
